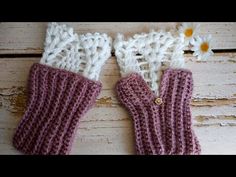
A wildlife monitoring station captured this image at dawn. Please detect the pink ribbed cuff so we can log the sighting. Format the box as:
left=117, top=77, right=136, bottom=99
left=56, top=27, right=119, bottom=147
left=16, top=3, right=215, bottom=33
left=116, top=68, right=201, bottom=155
left=13, top=63, right=102, bottom=155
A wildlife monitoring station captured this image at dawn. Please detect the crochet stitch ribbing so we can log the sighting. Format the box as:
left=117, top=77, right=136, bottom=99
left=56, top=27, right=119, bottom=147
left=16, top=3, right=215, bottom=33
left=12, top=22, right=111, bottom=155
left=116, top=68, right=201, bottom=155
left=13, top=63, right=102, bottom=155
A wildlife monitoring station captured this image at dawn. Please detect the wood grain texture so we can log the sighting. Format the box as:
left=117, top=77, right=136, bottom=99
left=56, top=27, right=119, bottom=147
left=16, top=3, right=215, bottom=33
left=0, top=23, right=236, bottom=54
left=0, top=22, right=236, bottom=154
left=0, top=52, right=236, bottom=154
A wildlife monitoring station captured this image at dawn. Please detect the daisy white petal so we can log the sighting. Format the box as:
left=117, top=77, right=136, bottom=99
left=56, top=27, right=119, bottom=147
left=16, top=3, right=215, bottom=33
left=190, top=34, right=214, bottom=60
left=207, top=34, right=212, bottom=41
left=190, top=37, right=196, bottom=45
left=178, top=23, right=200, bottom=46
left=197, top=55, right=202, bottom=60
left=193, top=51, right=199, bottom=57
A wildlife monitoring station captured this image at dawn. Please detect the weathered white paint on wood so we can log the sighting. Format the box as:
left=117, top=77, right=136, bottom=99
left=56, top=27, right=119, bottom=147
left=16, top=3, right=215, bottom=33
left=0, top=52, right=236, bottom=154
left=0, top=23, right=236, bottom=154
left=1, top=54, right=236, bottom=99
left=0, top=23, right=236, bottom=54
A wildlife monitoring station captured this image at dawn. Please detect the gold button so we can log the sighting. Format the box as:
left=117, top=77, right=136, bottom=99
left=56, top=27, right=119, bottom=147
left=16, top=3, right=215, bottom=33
left=154, top=97, right=162, bottom=105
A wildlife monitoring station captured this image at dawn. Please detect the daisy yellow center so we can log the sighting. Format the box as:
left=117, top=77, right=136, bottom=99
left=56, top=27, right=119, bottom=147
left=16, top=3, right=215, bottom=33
left=184, top=28, right=193, bottom=37
left=200, top=42, right=209, bottom=52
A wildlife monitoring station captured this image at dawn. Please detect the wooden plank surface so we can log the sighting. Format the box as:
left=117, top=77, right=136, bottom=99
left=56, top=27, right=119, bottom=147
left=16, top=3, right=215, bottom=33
left=0, top=23, right=236, bottom=54
left=0, top=54, right=236, bottom=154
left=0, top=23, right=236, bottom=154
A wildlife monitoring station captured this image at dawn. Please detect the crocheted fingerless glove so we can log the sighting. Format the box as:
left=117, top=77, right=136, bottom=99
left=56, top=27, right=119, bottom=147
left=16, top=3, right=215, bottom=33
left=12, top=23, right=112, bottom=155
left=114, top=31, right=201, bottom=155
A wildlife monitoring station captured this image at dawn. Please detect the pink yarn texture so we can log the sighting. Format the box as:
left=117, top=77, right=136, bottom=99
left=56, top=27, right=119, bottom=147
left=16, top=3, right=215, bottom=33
left=116, top=68, right=201, bottom=155
left=13, top=63, right=101, bottom=155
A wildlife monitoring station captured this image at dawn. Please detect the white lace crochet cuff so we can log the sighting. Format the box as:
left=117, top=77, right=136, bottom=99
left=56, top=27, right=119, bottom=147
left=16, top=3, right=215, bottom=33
left=40, top=22, right=112, bottom=81
left=114, top=30, right=185, bottom=95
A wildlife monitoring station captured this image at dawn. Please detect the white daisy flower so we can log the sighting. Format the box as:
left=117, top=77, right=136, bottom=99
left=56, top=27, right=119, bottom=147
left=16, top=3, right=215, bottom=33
left=179, top=23, right=200, bottom=46
left=190, top=35, right=214, bottom=60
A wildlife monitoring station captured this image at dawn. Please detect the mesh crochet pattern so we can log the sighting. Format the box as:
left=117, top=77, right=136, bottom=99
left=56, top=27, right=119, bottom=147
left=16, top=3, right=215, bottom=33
left=12, top=23, right=112, bottom=155
left=114, top=31, right=185, bottom=96
left=114, top=30, right=201, bottom=155
left=41, top=22, right=112, bottom=81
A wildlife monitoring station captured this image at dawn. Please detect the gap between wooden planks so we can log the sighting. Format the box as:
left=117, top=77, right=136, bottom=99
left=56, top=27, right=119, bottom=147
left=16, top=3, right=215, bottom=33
left=0, top=23, right=236, bottom=54
left=0, top=54, right=236, bottom=122
left=0, top=23, right=236, bottom=154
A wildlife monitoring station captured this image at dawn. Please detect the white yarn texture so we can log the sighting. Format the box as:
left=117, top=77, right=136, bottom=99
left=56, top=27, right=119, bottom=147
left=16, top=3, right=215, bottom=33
left=114, top=30, right=185, bottom=95
left=40, top=22, right=112, bottom=81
